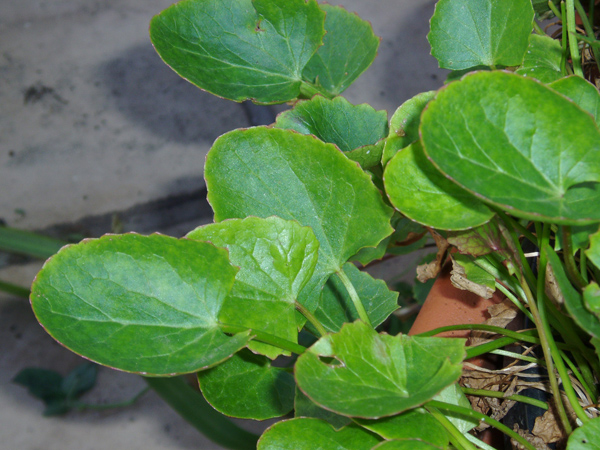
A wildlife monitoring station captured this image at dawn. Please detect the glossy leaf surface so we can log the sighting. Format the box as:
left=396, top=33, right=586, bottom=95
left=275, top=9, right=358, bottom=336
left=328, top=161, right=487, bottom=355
left=206, top=127, right=394, bottom=312
left=294, top=388, right=351, bottom=430
left=150, top=0, right=325, bottom=104
left=187, top=217, right=318, bottom=358
left=428, top=0, right=534, bottom=70
left=515, top=34, right=563, bottom=83
left=421, top=71, right=600, bottom=224
left=384, top=142, right=494, bottom=230
left=372, top=441, right=444, bottom=450
left=197, top=349, right=295, bottom=420
left=301, top=4, right=379, bottom=97
left=315, top=263, right=398, bottom=333
left=257, top=418, right=380, bottom=450
left=295, top=321, right=465, bottom=418
left=31, top=234, right=250, bottom=375
left=566, top=416, right=600, bottom=449
left=549, top=76, right=600, bottom=126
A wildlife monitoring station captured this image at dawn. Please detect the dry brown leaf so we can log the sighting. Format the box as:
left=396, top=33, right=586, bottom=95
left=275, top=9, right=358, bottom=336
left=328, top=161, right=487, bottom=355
left=512, top=424, right=552, bottom=450
left=469, top=299, right=519, bottom=347
left=450, top=259, right=494, bottom=299
left=416, top=230, right=449, bottom=283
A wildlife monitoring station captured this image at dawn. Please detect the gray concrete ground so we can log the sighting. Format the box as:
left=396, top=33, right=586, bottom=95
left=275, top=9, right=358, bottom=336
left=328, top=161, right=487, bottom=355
left=0, top=1, right=445, bottom=449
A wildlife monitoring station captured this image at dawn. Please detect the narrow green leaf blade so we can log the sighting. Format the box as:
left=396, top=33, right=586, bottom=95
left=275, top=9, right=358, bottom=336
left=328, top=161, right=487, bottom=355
left=315, top=262, right=398, bottom=333
left=515, top=34, right=563, bottom=83
left=187, top=216, right=318, bottom=358
left=301, top=4, right=379, bottom=97
left=421, top=71, right=600, bottom=224
left=549, top=76, right=600, bottom=126
left=384, top=141, right=494, bottom=230
left=295, top=321, right=466, bottom=418
left=31, top=234, right=250, bottom=375
left=258, top=418, right=380, bottom=450
left=150, top=0, right=325, bottom=104
left=206, top=127, right=394, bottom=312
left=198, top=349, right=295, bottom=420
left=428, top=0, right=534, bottom=70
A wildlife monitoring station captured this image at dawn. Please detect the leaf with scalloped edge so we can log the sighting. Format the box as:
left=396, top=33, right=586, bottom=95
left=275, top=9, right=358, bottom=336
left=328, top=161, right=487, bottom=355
left=31, top=233, right=250, bottom=375
left=187, top=216, right=318, bottom=358
left=549, top=76, right=600, bottom=126
left=206, top=127, right=394, bottom=315
left=515, top=34, right=563, bottom=83
left=150, top=0, right=325, bottom=104
left=421, top=71, right=600, bottom=224
left=295, top=321, right=465, bottom=418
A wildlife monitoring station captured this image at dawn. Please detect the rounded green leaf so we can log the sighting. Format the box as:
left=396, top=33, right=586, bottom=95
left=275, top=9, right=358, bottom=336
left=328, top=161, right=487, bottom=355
left=187, top=216, right=319, bottom=358
left=206, top=127, right=394, bottom=312
left=150, top=0, right=325, bottom=104
left=428, top=0, right=534, bottom=70
left=515, top=34, right=563, bottom=84
left=372, top=440, right=444, bottom=450
left=294, top=387, right=351, bottom=430
left=301, top=4, right=379, bottom=97
left=566, top=417, right=600, bottom=449
left=549, top=76, right=600, bottom=126
left=197, top=349, right=295, bottom=420
left=587, top=228, right=600, bottom=271
left=258, top=418, right=380, bottom=450
left=31, top=233, right=250, bottom=375
left=275, top=96, right=388, bottom=168
left=384, top=141, right=494, bottom=230
left=295, top=321, right=466, bottom=418
left=421, top=71, right=600, bottom=224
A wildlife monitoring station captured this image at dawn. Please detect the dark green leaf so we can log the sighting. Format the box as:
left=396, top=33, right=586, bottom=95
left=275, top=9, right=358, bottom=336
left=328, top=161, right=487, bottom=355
left=206, top=127, right=394, bottom=314
left=421, top=71, right=600, bottom=224
left=301, top=4, right=379, bottom=97
left=31, top=234, right=250, bottom=375
left=187, top=216, right=318, bottom=358
left=515, top=34, right=563, bottom=83
left=549, top=76, right=600, bottom=126
left=258, top=418, right=380, bottom=450
left=295, top=321, right=466, bottom=418
left=428, top=0, right=534, bottom=70
left=150, top=0, right=325, bottom=103
left=315, top=263, right=398, bottom=333
left=13, top=367, right=64, bottom=402
left=295, top=387, right=351, bottom=430
left=61, top=363, right=98, bottom=399
left=384, top=141, right=494, bottom=230
left=197, top=349, right=295, bottom=420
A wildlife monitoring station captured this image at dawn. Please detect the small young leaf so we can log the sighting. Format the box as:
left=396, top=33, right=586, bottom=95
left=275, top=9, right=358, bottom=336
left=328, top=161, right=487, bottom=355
left=565, top=416, right=600, bottom=449
left=515, top=34, right=563, bottom=83
left=382, top=91, right=436, bottom=166
left=301, top=4, right=379, bottom=97
left=206, top=127, right=394, bottom=314
left=197, top=349, right=295, bottom=420
left=295, top=321, right=466, bottom=418
left=315, top=263, right=398, bottom=333
left=13, top=368, right=64, bottom=402
left=257, top=418, right=380, bottom=450
left=61, top=363, right=98, bottom=399
left=31, top=234, right=250, bottom=375
left=187, top=216, right=319, bottom=358
left=428, top=0, right=534, bottom=70
left=549, top=76, right=600, bottom=126
left=384, top=141, right=494, bottom=230
left=150, top=0, right=325, bottom=104
left=421, top=71, right=600, bottom=224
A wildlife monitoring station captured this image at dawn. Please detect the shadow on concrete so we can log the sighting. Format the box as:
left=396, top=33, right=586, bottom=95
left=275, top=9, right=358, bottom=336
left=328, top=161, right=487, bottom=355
left=98, top=44, right=249, bottom=145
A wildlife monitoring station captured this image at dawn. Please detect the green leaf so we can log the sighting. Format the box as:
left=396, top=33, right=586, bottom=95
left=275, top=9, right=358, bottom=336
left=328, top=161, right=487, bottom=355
left=557, top=223, right=600, bottom=252
left=315, top=263, right=398, bottom=333
left=384, top=141, right=494, bottom=230
left=451, top=253, right=496, bottom=299
left=421, top=71, right=600, bottom=224
left=13, top=367, right=64, bottom=402
left=187, top=216, right=318, bottom=358
left=382, top=91, right=436, bottom=166
left=428, top=0, right=534, bottom=70
left=295, top=387, right=351, bottom=430
left=295, top=321, right=466, bottom=418
left=432, top=383, right=477, bottom=433
left=566, top=416, right=600, bottom=449
left=197, top=349, right=294, bottom=420
left=584, top=283, right=600, bottom=320
left=515, top=34, right=563, bottom=83
left=587, top=228, right=600, bottom=271
left=275, top=96, right=388, bottom=168
left=31, top=234, right=251, bottom=375
left=206, top=127, right=394, bottom=313
left=549, top=76, right=600, bottom=127
left=546, top=244, right=600, bottom=337
left=371, top=441, right=444, bottom=450
left=258, top=418, right=380, bottom=450
left=61, top=363, right=98, bottom=399
left=355, top=408, right=448, bottom=447
left=150, top=0, right=325, bottom=104
left=301, top=4, right=379, bottom=97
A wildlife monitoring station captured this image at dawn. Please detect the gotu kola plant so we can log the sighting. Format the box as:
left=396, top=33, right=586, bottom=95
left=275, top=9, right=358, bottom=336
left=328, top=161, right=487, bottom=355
left=30, top=0, right=600, bottom=448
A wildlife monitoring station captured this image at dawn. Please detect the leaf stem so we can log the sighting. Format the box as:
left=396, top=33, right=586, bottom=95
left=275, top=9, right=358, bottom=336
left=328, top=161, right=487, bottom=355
left=574, top=0, right=600, bottom=73
left=335, top=268, right=373, bottom=327
left=425, top=405, right=477, bottom=450
left=461, top=387, right=549, bottom=410
left=295, top=301, right=327, bottom=337
left=533, top=20, right=546, bottom=35
left=219, top=324, right=307, bottom=355
left=0, top=280, right=30, bottom=299
left=566, top=0, right=585, bottom=76
left=427, top=400, right=537, bottom=450
left=561, top=226, right=586, bottom=290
